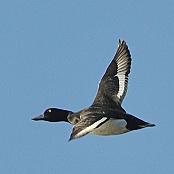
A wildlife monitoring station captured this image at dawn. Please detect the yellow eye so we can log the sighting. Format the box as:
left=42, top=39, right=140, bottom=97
left=48, top=109, right=52, bottom=113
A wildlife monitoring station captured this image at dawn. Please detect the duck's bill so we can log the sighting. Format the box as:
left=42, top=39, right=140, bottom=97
left=31, top=114, right=44, bottom=121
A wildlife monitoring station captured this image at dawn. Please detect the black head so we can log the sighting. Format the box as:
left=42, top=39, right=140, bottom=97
left=32, top=108, right=72, bottom=122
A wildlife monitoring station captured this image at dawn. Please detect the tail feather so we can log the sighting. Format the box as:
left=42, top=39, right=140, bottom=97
left=139, top=123, right=155, bottom=128
left=126, top=114, right=155, bottom=131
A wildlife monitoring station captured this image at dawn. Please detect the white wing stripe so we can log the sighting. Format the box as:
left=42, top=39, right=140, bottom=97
left=116, top=74, right=126, bottom=98
left=75, top=117, right=108, bottom=138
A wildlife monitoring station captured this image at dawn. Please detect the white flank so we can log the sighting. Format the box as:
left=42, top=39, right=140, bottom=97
left=75, top=117, right=108, bottom=138
left=92, top=119, right=128, bottom=135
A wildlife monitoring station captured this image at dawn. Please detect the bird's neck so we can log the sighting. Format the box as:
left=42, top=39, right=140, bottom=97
left=59, top=109, right=73, bottom=122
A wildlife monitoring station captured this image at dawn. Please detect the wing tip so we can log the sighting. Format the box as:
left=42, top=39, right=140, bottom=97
left=68, top=131, right=79, bottom=141
left=118, top=39, right=126, bottom=47
left=68, top=136, right=74, bottom=141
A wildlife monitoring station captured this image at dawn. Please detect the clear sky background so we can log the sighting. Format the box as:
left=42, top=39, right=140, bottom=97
left=1, top=1, right=174, bottom=173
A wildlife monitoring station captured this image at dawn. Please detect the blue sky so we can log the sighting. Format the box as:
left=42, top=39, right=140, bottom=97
left=1, top=1, right=174, bottom=173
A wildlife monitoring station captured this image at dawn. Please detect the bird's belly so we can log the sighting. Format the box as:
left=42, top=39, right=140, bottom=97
left=91, top=118, right=129, bottom=135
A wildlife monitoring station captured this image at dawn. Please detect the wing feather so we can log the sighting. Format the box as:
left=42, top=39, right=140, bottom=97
left=92, top=40, right=131, bottom=108
left=69, top=116, right=109, bottom=141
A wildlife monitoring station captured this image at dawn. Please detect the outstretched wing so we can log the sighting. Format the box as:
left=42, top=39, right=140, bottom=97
left=92, top=40, right=131, bottom=108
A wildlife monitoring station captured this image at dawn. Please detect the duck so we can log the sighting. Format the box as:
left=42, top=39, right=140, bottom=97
left=32, top=40, right=155, bottom=141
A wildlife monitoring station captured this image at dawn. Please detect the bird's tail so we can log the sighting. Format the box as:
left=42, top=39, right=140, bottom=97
left=126, top=114, right=155, bottom=130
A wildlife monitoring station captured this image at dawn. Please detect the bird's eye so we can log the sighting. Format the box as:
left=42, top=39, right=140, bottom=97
left=48, top=109, right=52, bottom=113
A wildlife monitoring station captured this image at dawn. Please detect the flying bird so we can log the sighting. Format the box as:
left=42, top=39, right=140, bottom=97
left=32, top=40, right=155, bottom=141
